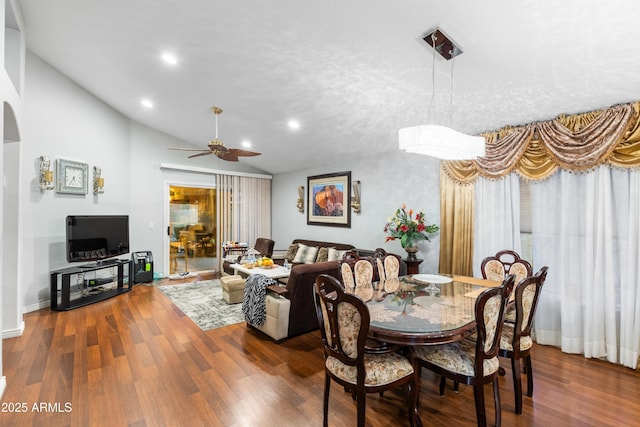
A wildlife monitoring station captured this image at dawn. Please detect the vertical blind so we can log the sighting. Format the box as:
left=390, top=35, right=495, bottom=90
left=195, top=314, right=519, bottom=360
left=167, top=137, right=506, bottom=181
left=216, top=174, right=271, bottom=268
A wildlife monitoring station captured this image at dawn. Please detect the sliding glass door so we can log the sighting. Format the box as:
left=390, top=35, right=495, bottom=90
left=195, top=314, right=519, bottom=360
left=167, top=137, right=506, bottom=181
left=168, top=185, right=216, bottom=275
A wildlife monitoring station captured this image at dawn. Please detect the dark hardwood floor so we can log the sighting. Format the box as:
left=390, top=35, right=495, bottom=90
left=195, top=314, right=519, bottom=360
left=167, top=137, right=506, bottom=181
left=2, top=272, right=639, bottom=426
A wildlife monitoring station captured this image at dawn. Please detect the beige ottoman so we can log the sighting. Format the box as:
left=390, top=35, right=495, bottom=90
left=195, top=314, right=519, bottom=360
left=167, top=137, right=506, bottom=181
left=250, top=292, right=291, bottom=342
left=220, top=275, right=246, bottom=304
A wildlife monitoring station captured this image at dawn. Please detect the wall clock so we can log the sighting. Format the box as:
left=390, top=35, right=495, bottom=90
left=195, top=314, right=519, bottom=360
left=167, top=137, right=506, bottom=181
left=56, top=159, right=89, bottom=194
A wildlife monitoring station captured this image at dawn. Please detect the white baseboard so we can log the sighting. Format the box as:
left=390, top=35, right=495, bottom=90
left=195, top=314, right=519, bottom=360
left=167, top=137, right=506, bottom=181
left=24, top=300, right=50, bottom=314
left=1, top=301, right=47, bottom=339
left=0, top=376, right=6, bottom=400
left=2, top=321, right=25, bottom=339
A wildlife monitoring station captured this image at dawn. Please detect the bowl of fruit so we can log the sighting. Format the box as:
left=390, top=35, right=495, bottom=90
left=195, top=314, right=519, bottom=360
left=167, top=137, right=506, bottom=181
left=257, top=257, right=275, bottom=269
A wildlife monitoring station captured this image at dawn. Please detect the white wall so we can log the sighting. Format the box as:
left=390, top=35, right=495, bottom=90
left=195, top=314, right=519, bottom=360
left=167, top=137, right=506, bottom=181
left=18, top=51, right=266, bottom=313
left=20, top=52, right=132, bottom=311
left=272, top=150, right=442, bottom=273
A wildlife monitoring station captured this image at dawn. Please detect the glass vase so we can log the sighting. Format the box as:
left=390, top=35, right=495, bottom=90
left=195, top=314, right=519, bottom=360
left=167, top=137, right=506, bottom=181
left=403, top=237, right=419, bottom=261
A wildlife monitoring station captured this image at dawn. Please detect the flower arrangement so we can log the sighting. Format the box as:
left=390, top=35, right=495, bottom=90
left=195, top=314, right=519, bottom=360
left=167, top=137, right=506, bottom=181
left=384, top=204, right=439, bottom=248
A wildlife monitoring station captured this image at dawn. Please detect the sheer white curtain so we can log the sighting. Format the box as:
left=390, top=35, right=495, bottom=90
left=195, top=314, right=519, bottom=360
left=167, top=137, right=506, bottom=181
left=216, top=174, right=271, bottom=266
left=531, top=166, right=640, bottom=368
left=473, top=174, right=522, bottom=278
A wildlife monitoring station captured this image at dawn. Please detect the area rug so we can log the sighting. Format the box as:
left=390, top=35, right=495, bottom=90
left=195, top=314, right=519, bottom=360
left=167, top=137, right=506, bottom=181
left=157, top=280, right=245, bottom=331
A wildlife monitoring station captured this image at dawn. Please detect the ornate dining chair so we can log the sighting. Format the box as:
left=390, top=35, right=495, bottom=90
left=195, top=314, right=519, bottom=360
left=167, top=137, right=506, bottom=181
left=497, top=266, right=548, bottom=414
left=414, top=275, right=515, bottom=427
left=481, top=250, right=532, bottom=322
left=313, top=274, right=419, bottom=427
left=341, top=256, right=399, bottom=355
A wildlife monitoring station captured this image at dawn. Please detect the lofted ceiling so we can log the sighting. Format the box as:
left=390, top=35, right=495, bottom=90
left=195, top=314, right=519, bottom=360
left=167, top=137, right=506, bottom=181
left=19, top=0, right=640, bottom=174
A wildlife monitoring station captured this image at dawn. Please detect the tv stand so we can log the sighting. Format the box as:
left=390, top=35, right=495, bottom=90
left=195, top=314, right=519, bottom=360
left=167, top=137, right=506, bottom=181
left=50, top=259, right=131, bottom=311
left=78, top=258, right=119, bottom=268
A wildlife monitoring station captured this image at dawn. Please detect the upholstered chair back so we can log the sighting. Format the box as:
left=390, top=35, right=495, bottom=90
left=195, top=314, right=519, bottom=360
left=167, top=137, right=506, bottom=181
left=512, top=266, right=548, bottom=339
left=354, top=259, right=374, bottom=287
left=481, top=250, right=532, bottom=283
left=510, top=262, right=531, bottom=284
left=384, top=255, right=400, bottom=279
left=341, top=262, right=355, bottom=291
left=314, top=274, right=368, bottom=363
left=474, top=275, right=515, bottom=371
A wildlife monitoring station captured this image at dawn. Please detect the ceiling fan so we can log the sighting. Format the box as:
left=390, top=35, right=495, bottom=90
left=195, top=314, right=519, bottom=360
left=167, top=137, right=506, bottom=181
left=168, top=106, right=261, bottom=161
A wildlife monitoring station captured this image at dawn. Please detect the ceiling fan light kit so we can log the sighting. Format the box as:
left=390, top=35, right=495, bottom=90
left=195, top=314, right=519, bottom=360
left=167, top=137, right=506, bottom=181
left=168, top=106, right=261, bottom=162
left=399, top=27, right=485, bottom=160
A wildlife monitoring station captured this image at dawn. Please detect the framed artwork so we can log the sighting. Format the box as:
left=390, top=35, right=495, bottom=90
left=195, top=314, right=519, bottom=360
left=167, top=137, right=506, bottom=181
left=307, top=171, right=351, bottom=227
left=56, top=159, right=89, bottom=195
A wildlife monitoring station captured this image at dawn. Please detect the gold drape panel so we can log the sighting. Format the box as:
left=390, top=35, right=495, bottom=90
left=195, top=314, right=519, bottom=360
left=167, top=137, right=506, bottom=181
left=438, top=168, right=474, bottom=276
left=439, top=101, right=640, bottom=274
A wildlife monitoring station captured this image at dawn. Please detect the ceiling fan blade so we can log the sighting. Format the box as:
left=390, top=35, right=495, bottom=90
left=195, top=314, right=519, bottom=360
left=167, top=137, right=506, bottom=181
left=187, top=151, right=214, bottom=158
left=169, top=147, right=211, bottom=152
left=226, top=148, right=261, bottom=157
left=215, top=151, right=239, bottom=161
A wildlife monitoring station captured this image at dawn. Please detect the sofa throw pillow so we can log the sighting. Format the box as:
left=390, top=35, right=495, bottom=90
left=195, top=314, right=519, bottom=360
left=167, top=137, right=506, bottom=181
left=285, top=244, right=299, bottom=262
left=315, top=247, right=329, bottom=263
left=293, top=243, right=319, bottom=264
left=327, top=247, right=348, bottom=261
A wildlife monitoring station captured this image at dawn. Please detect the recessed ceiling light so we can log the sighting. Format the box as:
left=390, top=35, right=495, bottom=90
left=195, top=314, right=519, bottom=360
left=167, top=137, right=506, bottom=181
left=141, top=99, right=154, bottom=109
left=161, top=53, right=177, bottom=65
left=241, top=140, right=252, bottom=148
left=288, top=120, right=300, bottom=130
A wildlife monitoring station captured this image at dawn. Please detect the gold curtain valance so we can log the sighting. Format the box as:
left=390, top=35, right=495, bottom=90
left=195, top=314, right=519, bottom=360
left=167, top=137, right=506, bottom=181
left=442, top=102, right=640, bottom=184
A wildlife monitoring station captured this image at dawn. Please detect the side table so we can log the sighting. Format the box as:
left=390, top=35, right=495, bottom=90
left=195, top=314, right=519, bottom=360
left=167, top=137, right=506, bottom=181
left=404, top=258, right=423, bottom=275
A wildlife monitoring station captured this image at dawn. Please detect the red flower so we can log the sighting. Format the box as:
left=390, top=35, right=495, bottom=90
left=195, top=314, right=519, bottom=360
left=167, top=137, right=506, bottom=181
left=400, top=224, right=409, bottom=232
left=417, top=223, right=425, bottom=232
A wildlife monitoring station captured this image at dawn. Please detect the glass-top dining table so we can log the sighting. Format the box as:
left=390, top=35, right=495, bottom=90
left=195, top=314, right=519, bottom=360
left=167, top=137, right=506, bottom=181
left=351, top=274, right=501, bottom=346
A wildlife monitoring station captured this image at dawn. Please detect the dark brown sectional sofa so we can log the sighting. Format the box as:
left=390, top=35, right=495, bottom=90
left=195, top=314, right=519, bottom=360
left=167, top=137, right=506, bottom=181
left=247, top=238, right=406, bottom=341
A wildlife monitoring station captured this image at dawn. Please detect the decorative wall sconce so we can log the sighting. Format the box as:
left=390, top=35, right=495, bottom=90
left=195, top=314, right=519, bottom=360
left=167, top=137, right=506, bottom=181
left=93, top=166, right=105, bottom=194
left=296, top=186, right=304, bottom=213
left=39, top=156, right=54, bottom=191
left=351, top=180, right=361, bottom=214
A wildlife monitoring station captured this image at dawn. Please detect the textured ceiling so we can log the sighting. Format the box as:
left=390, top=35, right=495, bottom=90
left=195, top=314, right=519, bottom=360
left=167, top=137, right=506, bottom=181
left=19, top=0, right=640, bottom=173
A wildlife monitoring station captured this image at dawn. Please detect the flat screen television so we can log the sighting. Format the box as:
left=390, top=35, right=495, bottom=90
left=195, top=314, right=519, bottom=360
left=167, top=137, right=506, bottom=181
left=66, top=215, right=130, bottom=263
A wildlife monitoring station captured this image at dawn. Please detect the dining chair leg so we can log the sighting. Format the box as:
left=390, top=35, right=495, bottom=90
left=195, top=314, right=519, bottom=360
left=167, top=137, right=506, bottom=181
left=493, top=378, right=502, bottom=427
left=356, top=391, right=366, bottom=427
left=473, top=382, right=488, bottom=427
left=439, top=376, right=446, bottom=396
left=511, top=357, right=523, bottom=414
left=525, top=355, right=534, bottom=397
left=323, top=374, right=330, bottom=427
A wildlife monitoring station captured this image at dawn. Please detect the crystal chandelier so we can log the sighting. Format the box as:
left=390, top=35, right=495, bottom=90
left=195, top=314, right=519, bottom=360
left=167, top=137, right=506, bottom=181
left=399, top=28, right=485, bottom=160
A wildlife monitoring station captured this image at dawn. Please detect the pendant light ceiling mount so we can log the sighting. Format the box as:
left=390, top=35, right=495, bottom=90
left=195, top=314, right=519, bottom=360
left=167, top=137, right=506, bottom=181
left=422, top=28, right=463, bottom=61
